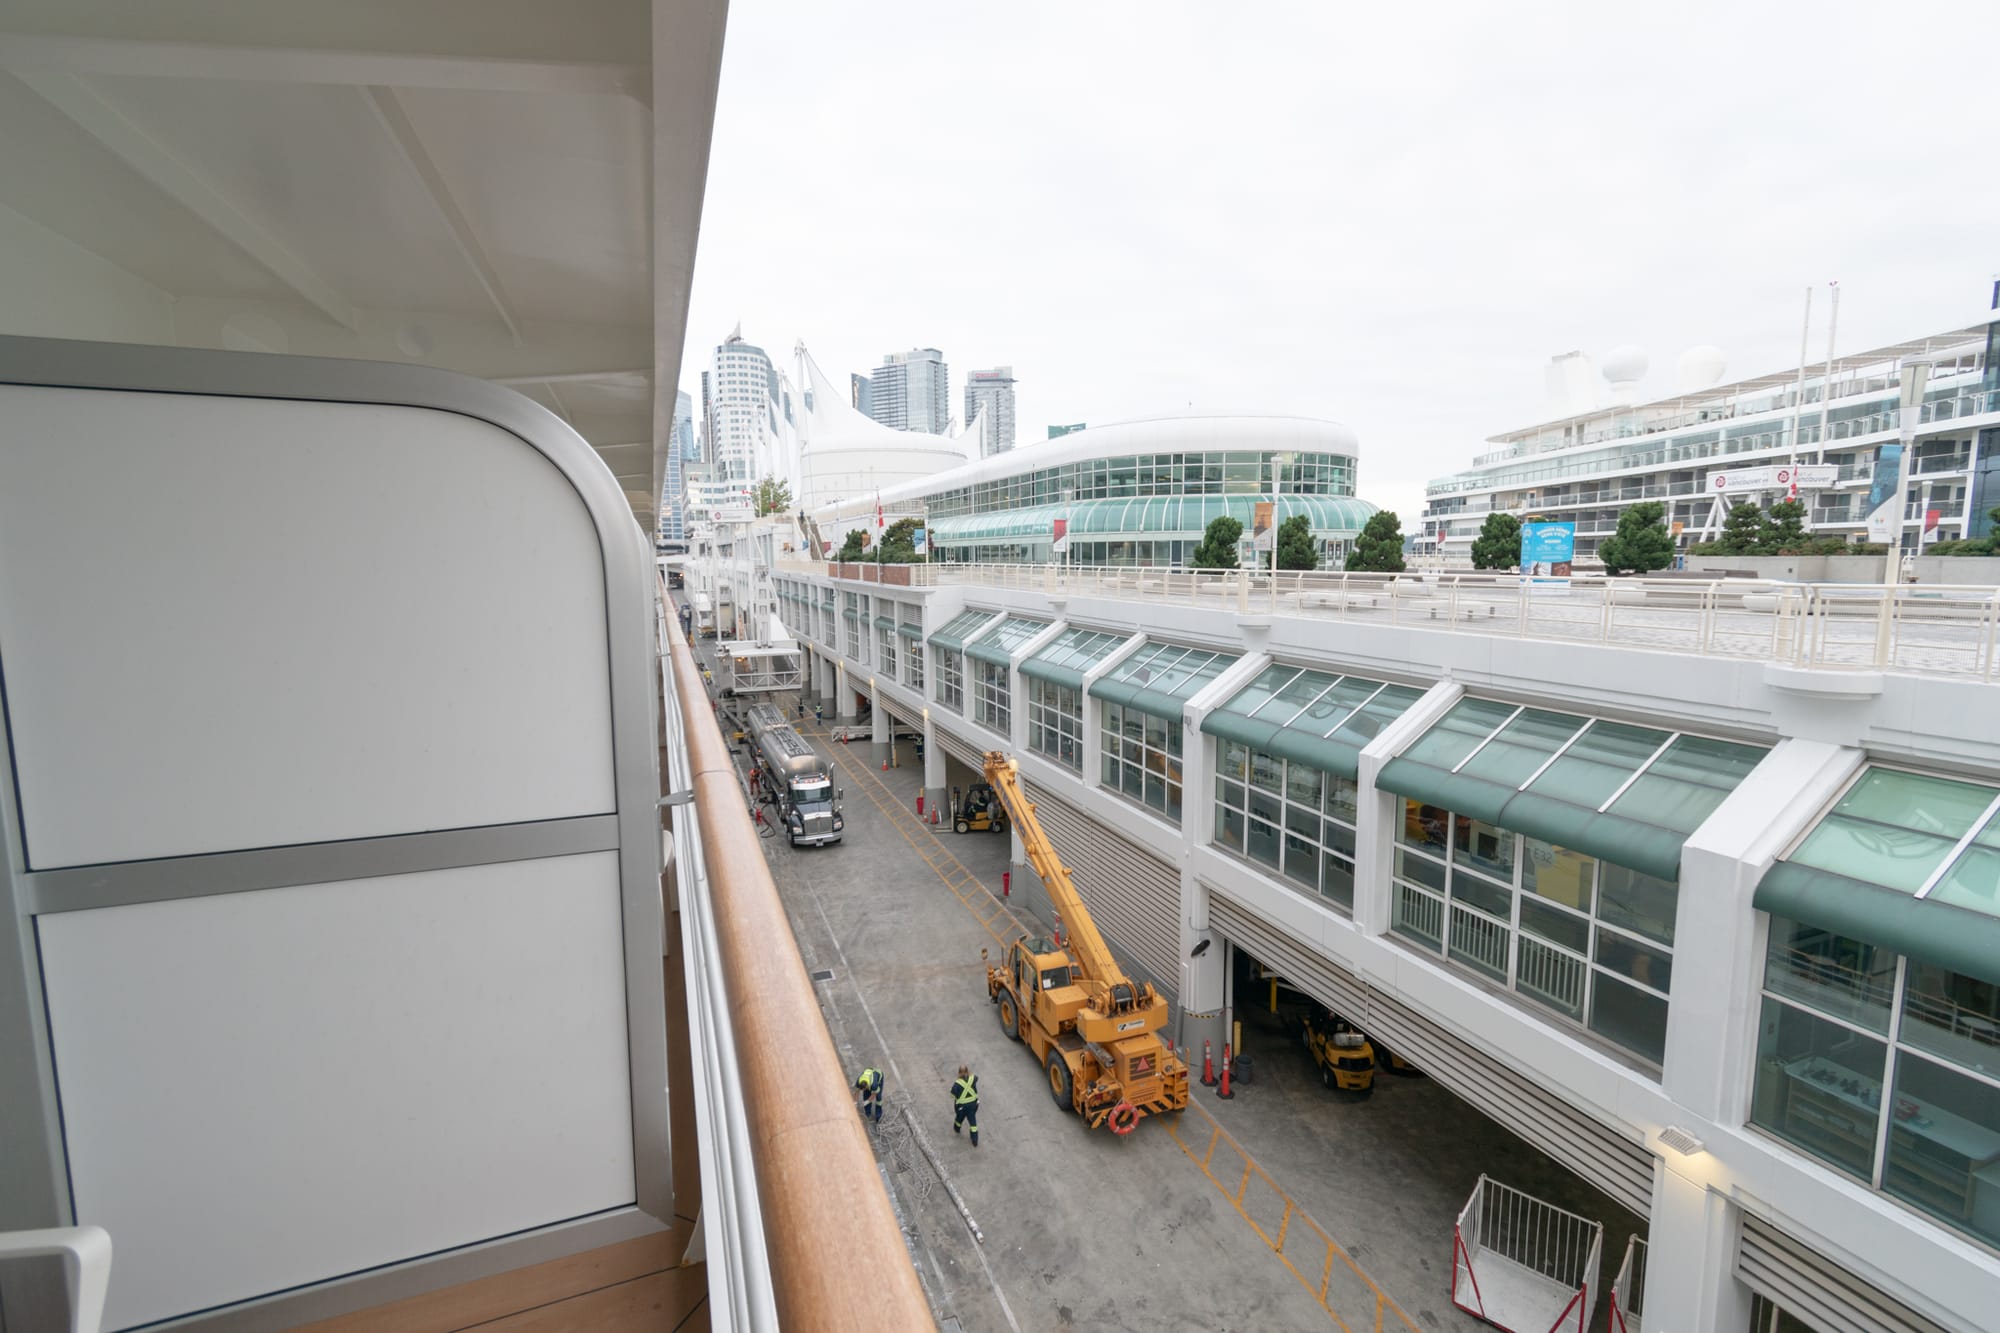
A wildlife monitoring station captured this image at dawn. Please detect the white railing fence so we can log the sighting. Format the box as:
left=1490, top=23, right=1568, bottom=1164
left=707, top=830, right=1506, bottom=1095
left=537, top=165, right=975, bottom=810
left=793, top=563, right=2000, bottom=681
left=1453, top=1174, right=1604, bottom=1333
left=658, top=591, right=778, bottom=1331
left=1607, top=1235, right=1647, bottom=1333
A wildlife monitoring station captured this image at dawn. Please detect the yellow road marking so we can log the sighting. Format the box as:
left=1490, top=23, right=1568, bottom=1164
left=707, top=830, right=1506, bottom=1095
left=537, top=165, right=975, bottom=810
left=834, top=740, right=1423, bottom=1333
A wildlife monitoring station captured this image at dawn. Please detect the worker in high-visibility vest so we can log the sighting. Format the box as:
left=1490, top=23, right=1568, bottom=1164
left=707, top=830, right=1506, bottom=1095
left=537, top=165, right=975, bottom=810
left=854, top=1066, right=883, bottom=1124
left=951, top=1065, right=979, bottom=1147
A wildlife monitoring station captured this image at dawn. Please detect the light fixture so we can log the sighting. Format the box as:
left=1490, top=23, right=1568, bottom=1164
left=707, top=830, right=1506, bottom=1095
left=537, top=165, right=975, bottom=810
left=1189, top=939, right=1211, bottom=959
left=1660, top=1126, right=1705, bottom=1156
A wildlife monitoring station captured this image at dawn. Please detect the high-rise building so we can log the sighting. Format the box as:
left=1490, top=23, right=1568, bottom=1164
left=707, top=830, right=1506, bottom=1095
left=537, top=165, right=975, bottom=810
left=705, top=328, right=781, bottom=486
left=659, top=390, right=694, bottom=541
left=963, top=366, right=1017, bottom=456
left=860, top=348, right=949, bottom=434
left=850, top=373, right=872, bottom=418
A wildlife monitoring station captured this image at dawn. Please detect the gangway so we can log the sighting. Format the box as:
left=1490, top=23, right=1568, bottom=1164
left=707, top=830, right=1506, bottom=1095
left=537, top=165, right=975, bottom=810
left=718, top=634, right=804, bottom=696
left=1452, top=1175, right=1603, bottom=1333
left=1605, top=1235, right=1645, bottom=1333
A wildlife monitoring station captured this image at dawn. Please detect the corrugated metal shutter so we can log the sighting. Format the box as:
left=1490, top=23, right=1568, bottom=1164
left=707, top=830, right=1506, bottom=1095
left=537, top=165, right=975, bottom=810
left=1207, top=887, right=1655, bottom=1216
left=1736, top=1216, right=1951, bottom=1333
left=936, top=725, right=984, bottom=771
left=1019, top=783, right=1179, bottom=991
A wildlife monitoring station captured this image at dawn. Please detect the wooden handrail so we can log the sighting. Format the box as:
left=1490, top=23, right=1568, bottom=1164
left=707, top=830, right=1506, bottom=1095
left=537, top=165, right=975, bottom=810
left=665, top=620, right=931, bottom=1329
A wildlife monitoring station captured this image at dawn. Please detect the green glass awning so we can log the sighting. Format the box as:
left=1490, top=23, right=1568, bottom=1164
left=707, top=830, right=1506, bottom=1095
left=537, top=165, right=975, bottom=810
left=965, top=616, right=1050, bottom=668
left=928, top=494, right=1381, bottom=545
left=1089, top=641, right=1237, bottom=720
left=1376, top=697, right=1768, bottom=881
left=1752, top=766, right=2000, bottom=985
left=1200, top=664, right=1425, bottom=780
left=895, top=621, right=924, bottom=641
left=929, top=609, right=998, bottom=653
left=873, top=615, right=896, bottom=631
left=1023, top=627, right=1133, bottom=690
left=1755, top=862, right=2000, bottom=989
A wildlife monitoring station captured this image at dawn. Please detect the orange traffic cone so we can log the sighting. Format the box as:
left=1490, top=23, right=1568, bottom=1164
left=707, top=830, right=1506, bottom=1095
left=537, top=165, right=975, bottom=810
left=1216, top=1043, right=1235, bottom=1099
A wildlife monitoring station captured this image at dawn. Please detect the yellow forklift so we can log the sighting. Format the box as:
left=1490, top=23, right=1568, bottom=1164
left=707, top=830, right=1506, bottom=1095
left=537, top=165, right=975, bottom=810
left=1302, top=1010, right=1378, bottom=1094
left=954, top=781, right=1008, bottom=834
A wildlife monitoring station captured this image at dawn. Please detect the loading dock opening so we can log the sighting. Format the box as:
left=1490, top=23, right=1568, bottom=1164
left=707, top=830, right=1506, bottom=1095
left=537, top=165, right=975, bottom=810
left=1219, top=937, right=1646, bottom=1330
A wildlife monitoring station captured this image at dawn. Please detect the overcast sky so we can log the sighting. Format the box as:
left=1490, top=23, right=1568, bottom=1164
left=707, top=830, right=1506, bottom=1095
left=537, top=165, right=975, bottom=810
left=683, top=2, right=2000, bottom=525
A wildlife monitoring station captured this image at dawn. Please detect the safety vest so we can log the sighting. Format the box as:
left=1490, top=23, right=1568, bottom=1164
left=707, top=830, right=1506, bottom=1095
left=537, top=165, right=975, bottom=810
left=858, top=1068, right=881, bottom=1093
left=952, top=1075, right=978, bottom=1105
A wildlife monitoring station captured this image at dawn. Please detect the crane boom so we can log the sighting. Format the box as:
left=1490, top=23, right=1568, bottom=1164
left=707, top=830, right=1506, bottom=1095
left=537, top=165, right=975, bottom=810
left=979, top=750, right=1188, bottom=1131
left=984, top=752, right=1131, bottom=1004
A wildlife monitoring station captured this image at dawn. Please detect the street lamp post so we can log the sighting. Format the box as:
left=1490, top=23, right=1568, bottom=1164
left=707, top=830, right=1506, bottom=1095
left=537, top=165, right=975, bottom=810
left=1885, top=358, right=1931, bottom=586
left=1270, top=452, right=1295, bottom=593
left=1875, top=358, right=1931, bottom=664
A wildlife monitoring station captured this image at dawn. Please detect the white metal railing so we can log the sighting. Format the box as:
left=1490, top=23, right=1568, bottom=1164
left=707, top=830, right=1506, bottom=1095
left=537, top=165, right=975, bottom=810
left=658, top=593, right=777, bottom=1330
left=1517, top=937, right=1586, bottom=1017
left=1453, top=1174, right=1603, bottom=1333
left=1449, top=904, right=1511, bottom=978
left=841, top=564, right=2000, bottom=681
left=1393, top=883, right=1444, bottom=945
left=1607, top=1235, right=1647, bottom=1333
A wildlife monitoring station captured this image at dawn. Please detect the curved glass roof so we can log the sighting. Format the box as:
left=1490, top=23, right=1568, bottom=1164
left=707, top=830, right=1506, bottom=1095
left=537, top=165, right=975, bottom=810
left=1202, top=664, right=1427, bottom=780
left=1378, top=697, right=1768, bottom=882
left=1022, top=627, right=1133, bottom=690
left=929, top=495, right=1379, bottom=544
left=1758, top=767, right=2000, bottom=987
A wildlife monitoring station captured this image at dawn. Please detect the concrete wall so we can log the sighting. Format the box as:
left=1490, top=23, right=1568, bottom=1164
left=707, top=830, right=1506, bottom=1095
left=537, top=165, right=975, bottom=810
left=1688, top=553, right=2000, bottom=584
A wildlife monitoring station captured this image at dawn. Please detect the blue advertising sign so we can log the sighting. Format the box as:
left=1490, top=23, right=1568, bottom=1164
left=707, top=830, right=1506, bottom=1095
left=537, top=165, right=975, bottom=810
left=913, top=526, right=928, bottom=557
left=1520, top=521, right=1576, bottom=589
left=1864, top=444, right=1903, bottom=543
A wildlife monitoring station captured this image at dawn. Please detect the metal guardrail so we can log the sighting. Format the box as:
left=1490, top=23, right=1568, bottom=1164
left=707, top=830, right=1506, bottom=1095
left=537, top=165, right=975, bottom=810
left=856, top=564, right=2000, bottom=681
left=658, top=587, right=931, bottom=1330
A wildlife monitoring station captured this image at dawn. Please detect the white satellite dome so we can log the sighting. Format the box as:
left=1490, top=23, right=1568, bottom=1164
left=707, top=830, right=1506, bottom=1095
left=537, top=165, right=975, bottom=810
left=1601, top=345, right=1649, bottom=384
left=1675, top=345, right=1728, bottom=392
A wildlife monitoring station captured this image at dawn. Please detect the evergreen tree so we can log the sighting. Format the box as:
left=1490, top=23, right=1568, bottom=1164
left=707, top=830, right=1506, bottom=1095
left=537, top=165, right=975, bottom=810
left=835, top=528, right=867, bottom=561
left=752, top=475, right=793, bottom=517
left=1189, top=516, right=1243, bottom=569
left=1598, top=501, right=1676, bottom=575
left=1469, top=512, right=1523, bottom=570
left=1345, top=510, right=1406, bottom=573
left=1275, top=513, right=1319, bottom=570
left=1760, top=499, right=1808, bottom=553
left=1706, top=502, right=1770, bottom=556
left=878, top=516, right=924, bottom=563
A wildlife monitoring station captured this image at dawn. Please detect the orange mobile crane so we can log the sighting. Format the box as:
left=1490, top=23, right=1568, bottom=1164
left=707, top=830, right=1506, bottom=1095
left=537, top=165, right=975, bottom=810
left=981, top=752, right=1190, bottom=1132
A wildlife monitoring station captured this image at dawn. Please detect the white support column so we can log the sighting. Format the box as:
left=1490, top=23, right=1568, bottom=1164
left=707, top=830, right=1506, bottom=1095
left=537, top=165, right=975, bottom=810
left=1077, top=630, right=1149, bottom=798
left=1009, top=618, right=1068, bottom=758
left=867, top=678, right=890, bottom=771
left=1666, top=738, right=1862, bottom=1125
left=1641, top=1158, right=1749, bottom=1333
left=835, top=660, right=854, bottom=723
left=922, top=707, right=945, bottom=823
left=1353, top=679, right=1461, bottom=937
left=1177, top=651, right=1269, bottom=1069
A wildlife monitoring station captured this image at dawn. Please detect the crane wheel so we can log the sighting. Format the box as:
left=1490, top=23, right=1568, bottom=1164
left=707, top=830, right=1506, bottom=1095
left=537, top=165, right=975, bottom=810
left=997, top=992, right=1020, bottom=1041
left=1046, top=1050, right=1073, bottom=1110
